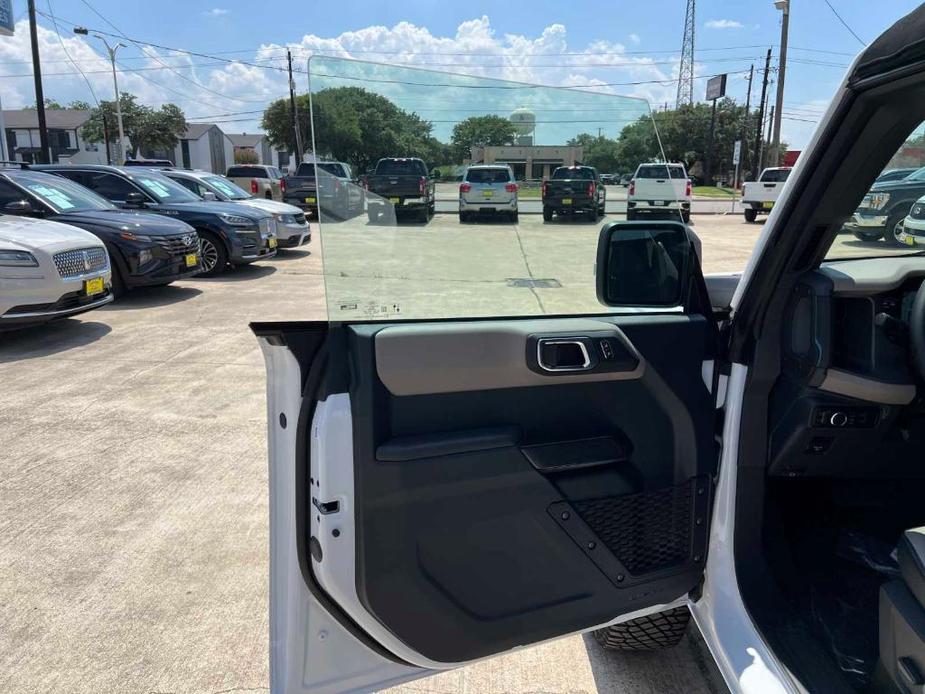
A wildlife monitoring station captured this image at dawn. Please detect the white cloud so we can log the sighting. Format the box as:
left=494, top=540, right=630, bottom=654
left=203, top=8, right=229, bottom=17
left=705, top=19, right=743, bottom=29
left=629, top=33, right=640, bottom=44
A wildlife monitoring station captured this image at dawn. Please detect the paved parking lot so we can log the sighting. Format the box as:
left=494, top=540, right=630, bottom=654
left=0, top=210, right=886, bottom=693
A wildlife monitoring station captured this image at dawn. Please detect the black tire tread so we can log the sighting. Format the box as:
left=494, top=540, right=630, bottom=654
left=593, top=607, right=690, bottom=651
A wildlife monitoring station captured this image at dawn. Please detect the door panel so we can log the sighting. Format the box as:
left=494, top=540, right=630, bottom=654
left=309, top=312, right=714, bottom=665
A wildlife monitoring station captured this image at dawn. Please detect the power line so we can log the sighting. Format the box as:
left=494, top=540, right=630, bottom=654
left=822, top=0, right=866, bottom=46
left=44, top=0, right=99, bottom=106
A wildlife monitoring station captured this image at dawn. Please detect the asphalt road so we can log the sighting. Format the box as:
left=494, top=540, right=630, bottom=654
left=0, top=211, right=896, bottom=693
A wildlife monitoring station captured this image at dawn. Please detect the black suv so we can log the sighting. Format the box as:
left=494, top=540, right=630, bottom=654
left=0, top=168, right=201, bottom=294
left=35, top=165, right=277, bottom=275
left=845, top=165, right=925, bottom=245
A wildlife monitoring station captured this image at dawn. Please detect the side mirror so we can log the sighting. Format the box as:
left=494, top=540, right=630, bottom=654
left=124, top=191, right=146, bottom=208
left=202, top=190, right=217, bottom=201
left=595, top=221, right=696, bottom=307
left=3, top=200, right=33, bottom=215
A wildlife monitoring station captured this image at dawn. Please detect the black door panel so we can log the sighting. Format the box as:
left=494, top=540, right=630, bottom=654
left=331, top=313, right=714, bottom=663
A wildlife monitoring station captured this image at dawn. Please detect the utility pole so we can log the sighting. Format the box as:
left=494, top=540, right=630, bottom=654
left=676, top=0, right=695, bottom=107
left=288, top=49, right=304, bottom=163
left=102, top=113, right=112, bottom=165
left=771, top=0, right=790, bottom=167
left=738, top=64, right=754, bottom=187
left=760, top=105, right=774, bottom=171
left=752, top=49, right=772, bottom=180
left=27, top=0, right=50, bottom=164
left=74, top=28, right=126, bottom=163
left=704, top=99, right=718, bottom=185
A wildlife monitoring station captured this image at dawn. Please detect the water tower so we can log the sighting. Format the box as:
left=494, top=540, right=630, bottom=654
left=510, top=108, right=536, bottom=146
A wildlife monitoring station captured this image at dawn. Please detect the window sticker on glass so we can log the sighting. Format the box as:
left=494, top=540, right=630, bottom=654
left=138, top=178, right=172, bottom=199
left=26, top=185, right=75, bottom=210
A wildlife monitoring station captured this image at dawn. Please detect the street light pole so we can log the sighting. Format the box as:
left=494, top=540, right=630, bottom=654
left=771, top=0, right=790, bottom=167
left=74, top=28, right=126, bottom=163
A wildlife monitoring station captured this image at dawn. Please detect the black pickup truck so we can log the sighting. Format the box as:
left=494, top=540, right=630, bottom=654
left=365, top=158, right=436, bottom=223
left=541, top=166, right=606, bottom=221
left=281, top=161, right=362, bottom=220
left=845, top=166, right=925, bottom=245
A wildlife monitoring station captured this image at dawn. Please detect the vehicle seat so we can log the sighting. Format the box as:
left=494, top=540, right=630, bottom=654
left=879, top=527, right=925, bottom=692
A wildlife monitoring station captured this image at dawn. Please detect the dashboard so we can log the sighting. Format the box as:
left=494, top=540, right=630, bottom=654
left=768, top=256, right=925, bottom=478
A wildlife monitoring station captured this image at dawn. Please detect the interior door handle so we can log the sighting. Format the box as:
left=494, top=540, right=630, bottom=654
left=536, top=338, right=593, bottom=372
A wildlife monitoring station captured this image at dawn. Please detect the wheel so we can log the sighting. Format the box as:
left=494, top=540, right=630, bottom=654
left=887, top=210, right=911, bottom=246
left=511, top=211, right=519, bottom=224
left=265, top=191, right=272, bottom=199
left=418, top=207, right=429, bottom=223
left=543, top=206, right=553, bottom=222
left=197, top=231, right=227, bottom=276
left=109, top=264, right=126, bottom=298
left=593, top=607, right=690, bottom=651
left=853, top=229, right=884, bottom=242
left=744, top=208, right=758, bottom=223
left=682, top=211, right=691, bottom=224
left=598, top=204, right=605, bottom=219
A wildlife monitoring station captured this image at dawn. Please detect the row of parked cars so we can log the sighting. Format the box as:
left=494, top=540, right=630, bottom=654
left=0, top=164, right=311, bottom=331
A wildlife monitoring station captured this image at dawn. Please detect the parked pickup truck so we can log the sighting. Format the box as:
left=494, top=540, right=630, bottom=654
left=627, top=163, right=691, bottom=223
left=741, top=167, right=792, bottom=222
left=281, top=161, right=362, bottom=219
left=226, top=164, right=283, bottom=201
left=365, top=158, right=436, bottom=223
left=541, top=166, right=606, bottom=221
left=844, top=165, right=925, bottom=245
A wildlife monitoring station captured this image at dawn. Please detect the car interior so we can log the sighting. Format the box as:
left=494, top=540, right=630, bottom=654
left=730, top=27, right=925, bottom=692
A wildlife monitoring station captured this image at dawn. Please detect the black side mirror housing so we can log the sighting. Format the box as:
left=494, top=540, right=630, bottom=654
left=595, top=221, right=697, bottom=307
left=124, top=191, right=146, bottom=208
left=3, top=200, right=33, bottom=215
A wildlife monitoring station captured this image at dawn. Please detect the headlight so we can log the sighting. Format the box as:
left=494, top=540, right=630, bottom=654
left=120, top=231, right=153, bottom=241
left=863, top=192, right=891, bottom=210
left=275, top=213, right=296, bottom=224
left=218, top=212, right=257, bottom=227
left=138, top=249, right=154, bottom=265
left=0, top=249, right=38, bottom=267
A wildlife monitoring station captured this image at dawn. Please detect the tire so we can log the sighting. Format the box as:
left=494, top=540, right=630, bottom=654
left=887, top=210, right=910, bottom=247
left=543, top=206, right=553, bottom=222
left=593, top=607, right=690, bottom=651
left=853, top=229, right=884, bottom=242
left=109, top=264, right=127, bottom=298
left=265, top=191, right=272, bottom=200
left=197, top=231, right=227, bottom=276
left=744, top=208, right=758, bottom=223
left=458, top=212, right=467, bottom=224
left=682, top=211, right=691, bottom=224
left=598, top=204, right=606, bottom=219
left=511, top=211, right=519, bottom=224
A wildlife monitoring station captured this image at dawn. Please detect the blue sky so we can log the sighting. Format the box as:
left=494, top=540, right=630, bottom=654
left=2, top=0, right=923, bottom=148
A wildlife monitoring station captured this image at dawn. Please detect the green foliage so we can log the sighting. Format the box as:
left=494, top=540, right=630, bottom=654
left=566, top=133, right=623, bottom=173
left=261, top=87, right=451, bottom=172
left=25, top=98, right=92, bottom=110
left=80, top=93, right=187, bottom=159
left=450, top=115, right=518, bottom=162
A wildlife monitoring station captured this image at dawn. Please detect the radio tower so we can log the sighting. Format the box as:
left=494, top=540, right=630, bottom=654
left=676, top=0, right=696, bottom=108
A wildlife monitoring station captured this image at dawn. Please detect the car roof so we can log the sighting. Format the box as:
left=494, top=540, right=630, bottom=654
left=467, top=164, right=510, bottom=169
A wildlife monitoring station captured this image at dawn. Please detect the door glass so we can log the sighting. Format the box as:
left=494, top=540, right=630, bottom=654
left=309, top=56, right=672, bottom=322
left=825, top=121, right=925, bottom=259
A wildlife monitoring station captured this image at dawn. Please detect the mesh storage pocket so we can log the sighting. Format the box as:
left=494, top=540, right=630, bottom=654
left=572, top=481, right=695, bottom=576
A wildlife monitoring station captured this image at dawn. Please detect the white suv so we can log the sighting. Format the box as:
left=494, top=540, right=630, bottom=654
left=0, top=216, right=112, bottom=330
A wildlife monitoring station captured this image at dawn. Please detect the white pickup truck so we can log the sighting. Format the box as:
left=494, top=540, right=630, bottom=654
left=741, top=167, right=792, bottom=222
left=626, top=162, right=691, bottom=223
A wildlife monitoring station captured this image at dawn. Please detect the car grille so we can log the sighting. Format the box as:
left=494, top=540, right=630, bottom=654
left=53, top=247, right=109, bottom=279
left=154, top=233, right=199, bottom=256
left=910, top=203, right=925, bottom=220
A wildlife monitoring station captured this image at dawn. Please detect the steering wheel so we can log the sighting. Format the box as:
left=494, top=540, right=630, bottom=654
left=911, top=280, right=925, bottom=381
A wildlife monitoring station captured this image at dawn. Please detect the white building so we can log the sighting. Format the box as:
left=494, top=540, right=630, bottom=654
left=166, top=123, right=235, bottom=174
left=2, top=109, right=107, bottom=165
left=228, top=132, right=293, bottom=172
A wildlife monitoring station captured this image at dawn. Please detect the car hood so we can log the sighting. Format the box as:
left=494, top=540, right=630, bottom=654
left=167, top=200, right=272, bottom=219
left=870, top=179, right=924, bottom=193
left=0, top=215, right=104, bottom=252
left=52, top=209, right=194, bottom=235
left=235, top=198, right=304, bottom=215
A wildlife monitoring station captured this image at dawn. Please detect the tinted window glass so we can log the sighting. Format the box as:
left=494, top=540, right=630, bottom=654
left=85, top=173, right=139, bottom=201
left=552, top=167, right=594, bottom=180
left=227, top=166, right=267, bottom=178
left=169, top=176, right=202, bottom=195
left=760, top=169, right=791, bottom=183
left=375, top=159, right=425, bottom=176
left=0, top=179, right=30, bottom=208
left=318, top=163, right=347, bottom=177
left=465, top=168, right=512, bottom=184
left=636, top=165, right=686, bottom=179
left=129, top=173, right=201, bottom=203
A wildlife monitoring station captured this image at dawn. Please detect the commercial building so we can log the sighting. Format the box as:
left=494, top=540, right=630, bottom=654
left=469, top=145, right=584, bottom=181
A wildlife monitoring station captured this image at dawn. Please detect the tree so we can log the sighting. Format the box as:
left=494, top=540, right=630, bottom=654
left=234, top=148, right=259, bottom=164
left=450, top=115, right=517, bottom=162
left=81, top=93, right=187, bottom=158
left=567, top=133, right=623, bottom=173
left=261, top=87, right=441, bottom=172
left=25, top=98, right=92, bottom=110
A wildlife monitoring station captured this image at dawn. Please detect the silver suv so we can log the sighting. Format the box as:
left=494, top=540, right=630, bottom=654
left=458, top=165, right=518, bottom=223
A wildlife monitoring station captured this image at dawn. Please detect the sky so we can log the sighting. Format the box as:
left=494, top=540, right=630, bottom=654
left=0, top=0, right=922, bottom=149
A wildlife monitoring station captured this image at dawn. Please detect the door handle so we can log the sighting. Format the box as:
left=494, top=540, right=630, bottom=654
left=536, top=338, right=593, bottom=372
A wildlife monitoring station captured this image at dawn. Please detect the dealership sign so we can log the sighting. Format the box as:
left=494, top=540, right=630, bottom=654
left=0, top=0, right=13, bottom=37
left=706, top=74, right=727, bottom=101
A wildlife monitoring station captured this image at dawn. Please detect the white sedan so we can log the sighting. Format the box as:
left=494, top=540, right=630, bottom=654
left=0, top=215, right=112, bottom=330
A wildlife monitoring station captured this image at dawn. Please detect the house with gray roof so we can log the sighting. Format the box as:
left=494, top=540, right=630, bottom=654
left=2, top=109, right=108, bottom=164
left=161, top=123, right=234, bottom=174
left=228, top=132, right=293, bottom=171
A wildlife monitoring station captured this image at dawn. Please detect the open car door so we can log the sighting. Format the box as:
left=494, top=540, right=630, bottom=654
left=254, top=225, right=719, bottom=694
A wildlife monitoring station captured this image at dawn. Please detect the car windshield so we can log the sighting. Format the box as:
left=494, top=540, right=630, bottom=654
left=636, top=165, right=685, bottom=179
left=552, top=168, right=594, bottom=179
left=466, top=168, right=511, bottom=183
left=760, top=169, right=791, bottom=183
left=203, top=176, right=251, bottom=200
left=129, top=173, right=202, bottom=203
left=13, top=171, right=115, bottom=212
